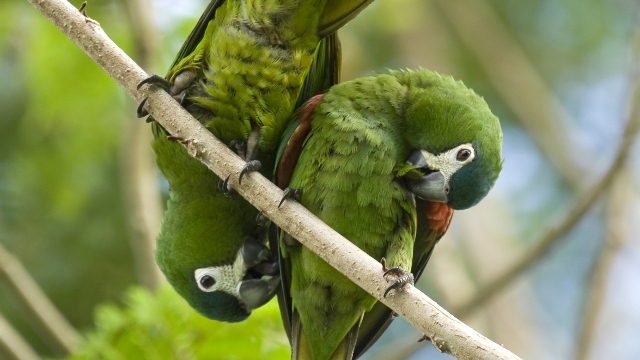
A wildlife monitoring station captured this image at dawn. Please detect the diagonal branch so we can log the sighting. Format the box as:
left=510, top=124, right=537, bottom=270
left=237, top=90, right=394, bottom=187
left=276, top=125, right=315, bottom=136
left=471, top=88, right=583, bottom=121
left=575, top=171, right=630, bottom=360
left=0, top=311, right=40, bottom=360
left=0, top=242, right=80, bottom=355
left=27, top=0, right=521, bottom=358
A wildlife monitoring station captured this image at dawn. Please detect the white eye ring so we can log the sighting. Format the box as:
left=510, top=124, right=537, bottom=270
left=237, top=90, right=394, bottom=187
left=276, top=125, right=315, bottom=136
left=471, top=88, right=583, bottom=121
left=452, top=145, right=474, bottom=164
left=195, top=268, right=221, bottom=292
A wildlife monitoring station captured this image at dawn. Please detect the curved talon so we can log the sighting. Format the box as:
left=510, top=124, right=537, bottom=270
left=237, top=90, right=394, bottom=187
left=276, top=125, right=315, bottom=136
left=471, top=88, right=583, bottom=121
left=137, top=74, right=171, bottom=92
left=383, top=266, right=406, bottom=278
left=238, top=160, right=262, bottom=184
left=136, top=98, right=149, bottom=118
left=383, top=266, right=414, bottom=298
left=278, top=187, right=302, bottom=208
left=217, top=175, right=234, bottom=196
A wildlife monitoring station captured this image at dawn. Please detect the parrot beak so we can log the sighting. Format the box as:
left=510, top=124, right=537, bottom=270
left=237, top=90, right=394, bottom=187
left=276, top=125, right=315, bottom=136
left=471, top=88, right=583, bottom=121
left=408, top=171, right=449, bottom=203
left=237, top=237, right=281, bottom=311
left=406, top=149, right=429, bottom=168
left=238, top=274, right=281, bottom=311
left=405, top=150, right=449, bottom=203
left=241, top=237, right=273, bottom=268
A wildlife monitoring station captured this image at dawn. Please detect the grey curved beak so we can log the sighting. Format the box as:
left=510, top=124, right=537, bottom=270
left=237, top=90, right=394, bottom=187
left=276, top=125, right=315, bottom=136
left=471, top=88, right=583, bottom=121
left=242, top=237, right=272, bottom=267
left=406, top=149, right=428, bottom=168
left=238, top=275, right=281, bottom=311
left=409, top=171, right=449, bottom=203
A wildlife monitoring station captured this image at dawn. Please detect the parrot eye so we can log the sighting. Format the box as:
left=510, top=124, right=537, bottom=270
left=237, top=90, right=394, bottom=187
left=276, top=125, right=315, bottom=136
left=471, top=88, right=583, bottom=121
left=456, top=149, right=471, bottom=162
left=195, top=267, right=225, bottom=292
left=199, top=275, right=216, bottom=289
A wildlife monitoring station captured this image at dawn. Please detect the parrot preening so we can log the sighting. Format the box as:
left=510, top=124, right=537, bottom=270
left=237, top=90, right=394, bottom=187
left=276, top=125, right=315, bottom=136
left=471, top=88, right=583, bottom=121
left=274, top=69, right=503, bottom=359
left=138, top=0, right=375, bottom=322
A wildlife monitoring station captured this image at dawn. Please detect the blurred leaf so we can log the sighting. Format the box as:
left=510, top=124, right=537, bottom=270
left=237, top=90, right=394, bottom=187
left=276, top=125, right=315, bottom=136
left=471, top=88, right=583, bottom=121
left=70, top=286, right=289, bottom=360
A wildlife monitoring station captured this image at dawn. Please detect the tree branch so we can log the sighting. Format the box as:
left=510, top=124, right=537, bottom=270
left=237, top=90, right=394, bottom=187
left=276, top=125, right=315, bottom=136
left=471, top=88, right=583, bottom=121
left=27, top=0, right=521, bottom=358
left=0, top=242, right=80, bottom=355
left=575, top=171, right=629, bottom=360
left=0, top=311, right=40, bottom=360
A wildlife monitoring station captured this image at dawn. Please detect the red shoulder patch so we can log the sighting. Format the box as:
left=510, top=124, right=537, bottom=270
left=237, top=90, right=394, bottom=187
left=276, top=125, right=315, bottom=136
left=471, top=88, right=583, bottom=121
left=422, top=201, right=454, bottom=238
left=276, top=94, right=325, bottom=189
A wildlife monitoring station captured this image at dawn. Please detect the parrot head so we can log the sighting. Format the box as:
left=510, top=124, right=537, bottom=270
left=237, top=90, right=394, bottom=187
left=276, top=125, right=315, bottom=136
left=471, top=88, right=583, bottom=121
left=158, top=236, right=280, bottom=322
left=395, top=69, right=503, bottom=210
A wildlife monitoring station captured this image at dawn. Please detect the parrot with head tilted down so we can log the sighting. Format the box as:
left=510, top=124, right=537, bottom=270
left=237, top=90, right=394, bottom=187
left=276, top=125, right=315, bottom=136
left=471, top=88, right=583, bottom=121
left=274, top=69, right=503, bottom=359
left=137, top=0, right=375, bottom=322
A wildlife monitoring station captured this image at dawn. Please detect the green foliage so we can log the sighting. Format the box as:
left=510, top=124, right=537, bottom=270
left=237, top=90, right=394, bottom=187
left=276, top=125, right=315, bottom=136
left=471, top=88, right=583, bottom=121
left=70, top=286, right=289, bottom=360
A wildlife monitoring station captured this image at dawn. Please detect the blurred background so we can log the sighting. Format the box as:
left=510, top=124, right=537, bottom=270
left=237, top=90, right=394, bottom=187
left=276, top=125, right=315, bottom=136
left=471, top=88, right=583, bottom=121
left=1, top=0, right=639, bottom=359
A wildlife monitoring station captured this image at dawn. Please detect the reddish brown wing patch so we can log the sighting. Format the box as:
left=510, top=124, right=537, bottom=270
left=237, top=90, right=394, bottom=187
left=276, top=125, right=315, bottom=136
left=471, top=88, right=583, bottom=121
left=276, top=94, right=325, bottom=189
left=423, top=201, right=454, bottom=238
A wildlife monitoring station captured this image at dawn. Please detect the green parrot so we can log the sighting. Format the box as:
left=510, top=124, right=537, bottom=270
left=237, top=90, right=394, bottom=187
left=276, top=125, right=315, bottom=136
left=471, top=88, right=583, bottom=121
left=138, top=0, right=374, bottom=322
left=274, top=69, right=503, bottom=359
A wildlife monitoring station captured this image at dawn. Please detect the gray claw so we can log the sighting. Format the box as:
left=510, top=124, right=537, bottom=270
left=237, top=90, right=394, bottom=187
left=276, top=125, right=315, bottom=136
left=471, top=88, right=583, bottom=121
left=218, top=175, right=234, bottom=196
left=238, top=160, right=262, bottom=184
left=383, top=266, right=414, bottom=298
left=137, top=74, right=171, bottom=91
left=278, top=187, right=302, bottom=208
left=136, top=98, right=149, bottom=118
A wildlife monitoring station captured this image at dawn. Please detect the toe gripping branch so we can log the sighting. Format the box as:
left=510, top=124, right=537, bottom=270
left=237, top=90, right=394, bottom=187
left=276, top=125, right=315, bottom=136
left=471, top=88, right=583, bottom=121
left=278, top=187, right=302, bottom=208
left=238, top=160, right=262, bottom=184
left=136, top=75, right=172, bottom=119
left=381, top=258, right=415, bottom=298
left=218, top=175, right=234, bottom=197
left=136, top=71, right=194, bottom=120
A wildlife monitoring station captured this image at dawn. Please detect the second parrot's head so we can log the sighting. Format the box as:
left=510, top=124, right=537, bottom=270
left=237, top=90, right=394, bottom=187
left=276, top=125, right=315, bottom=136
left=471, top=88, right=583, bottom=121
left=157, top=235, right=280, bottom=323
left=394, top=69, right=503, bottom=210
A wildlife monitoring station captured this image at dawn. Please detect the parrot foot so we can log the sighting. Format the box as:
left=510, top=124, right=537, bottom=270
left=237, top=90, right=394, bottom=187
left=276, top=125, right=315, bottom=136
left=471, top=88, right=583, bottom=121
left=138, top=75, right=172, bottom=93
left=136, top=75, right=170, bottom=118
left=238, top=160, right=262, bottom=184
left=383, top=266, right=414, bottom=298
left=218, top=175, right=235, bottom=197
left=417, top=335, right=430, bottom=342
left=136, top=72, right=194, bottom=118
left=278, top=187, right=302, bottom=208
